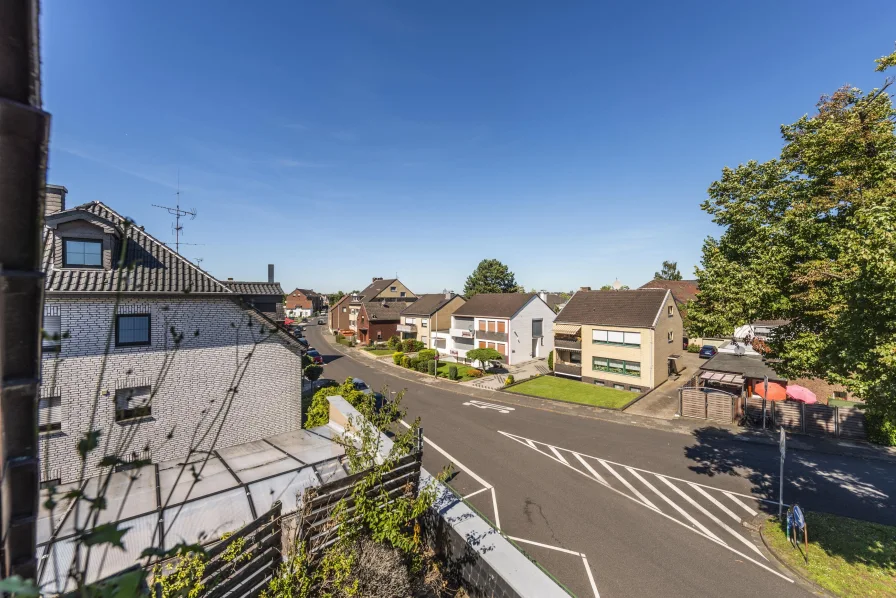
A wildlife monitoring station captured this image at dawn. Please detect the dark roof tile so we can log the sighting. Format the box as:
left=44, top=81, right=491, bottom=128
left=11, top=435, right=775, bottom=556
left=222, top=281, right=285, bottom=296
left=452, top=293, right=535, bottom=318
left=401, top=294, right=462, bottom=316
left=362, top=301, right=413, bottom=321
left=637, top=280, right=699, bottom=305
left=555, top=289, right=670, bottom=328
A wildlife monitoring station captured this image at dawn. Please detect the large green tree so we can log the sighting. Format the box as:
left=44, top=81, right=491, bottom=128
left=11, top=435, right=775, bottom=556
left=654, top=261, right=683, bottom=280
left=688, top=47, right=896, bottom=444
left=328, top=290, right=345, bottom=306
left=463, top=259, right=522, bottom=297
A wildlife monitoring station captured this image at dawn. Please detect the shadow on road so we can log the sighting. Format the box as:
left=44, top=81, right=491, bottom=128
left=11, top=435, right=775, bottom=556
left=683, top=427, right=895, bottom=526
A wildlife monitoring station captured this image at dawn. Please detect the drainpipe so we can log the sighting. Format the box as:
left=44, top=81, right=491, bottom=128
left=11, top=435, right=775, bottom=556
left=0, top=0, right=49, bottom=579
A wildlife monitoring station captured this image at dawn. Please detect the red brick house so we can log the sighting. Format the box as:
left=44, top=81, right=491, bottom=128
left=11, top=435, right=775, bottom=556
left=356, top=301, right=413, bottom=345
left=285, top=288, right=324, bottom=318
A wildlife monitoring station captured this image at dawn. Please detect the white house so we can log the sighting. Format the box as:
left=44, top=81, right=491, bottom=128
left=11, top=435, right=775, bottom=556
left=446, top=293, right=555, bottom=366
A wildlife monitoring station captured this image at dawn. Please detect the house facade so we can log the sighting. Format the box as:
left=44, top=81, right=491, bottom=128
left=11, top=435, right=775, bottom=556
left=553, top=289, right=682, bottom=393
left=638, top=279, right=698, bottom=343
left=285, top=288, right=325, bottom=318
left=40, top=194, right=305, bottom=484
left=398, top=293, right=466, bottom=348
left=447, top=293, right=555, bottom=366
left=329, top=294, right=353, bottom=333
left=348, top=277, right=416, bottom=335
left=356, top=301, right=413, bottom=345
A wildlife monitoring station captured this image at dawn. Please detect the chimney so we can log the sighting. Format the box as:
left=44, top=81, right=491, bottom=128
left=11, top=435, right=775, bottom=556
left=539, top=291, right=548, bottom=302
left=227, top=277, right=233, bottom=281
left=268, top=264, right=274, bottom=283
left=445, top=291, right=451, bottom=300
left=580, top=286, right=591, bottom=291
left=45, top=184, right=67, bottom=216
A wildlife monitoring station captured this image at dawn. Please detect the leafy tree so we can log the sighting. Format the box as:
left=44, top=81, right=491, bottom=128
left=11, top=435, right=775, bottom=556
left=463, top=259, right=522, bottom=297
left=599, top=283, right=629, bottom=290
left=303, top=364, right=323, bottom=384
left=547, top=350, right=553, bottom=371
left=466, top=348, right=502, bottom=370
left=654, top=261, right=683, bottom=281
left=328, top=290, right=345, bottom=306
left=688, top=46, right=896, bottom=444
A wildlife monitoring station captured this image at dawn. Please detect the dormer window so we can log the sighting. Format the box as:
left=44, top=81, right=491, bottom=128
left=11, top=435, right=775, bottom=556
left=63, top=239, right=102, bottom=267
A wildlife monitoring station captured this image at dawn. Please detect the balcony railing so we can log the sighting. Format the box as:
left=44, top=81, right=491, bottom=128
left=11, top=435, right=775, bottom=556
left=476, top=330, right=508, bottom=343
left=397, top=324, right=417, bottom=333
left=450, top=327, right=475, bottom=339
left=554, top=362, right=582, bottom=377
left=555, top=338, right=581, bottom=350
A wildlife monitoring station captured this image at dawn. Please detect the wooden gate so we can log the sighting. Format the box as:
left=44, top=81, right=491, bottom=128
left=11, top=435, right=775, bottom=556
left=679, top=388, right=737, bottom=423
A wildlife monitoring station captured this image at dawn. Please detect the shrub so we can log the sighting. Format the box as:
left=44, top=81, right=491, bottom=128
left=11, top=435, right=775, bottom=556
left=413, top=340, right=426, bottom=352
left=505, top=375, right=515, bottom=386
left=866, top=407, right=896, bottom=446
left=467, top=369, right=483, bottom=378
left=400, top=355, right=411, bottom=368
left=304, top=387, right=332, bottom=428
left=392, top=351, right=405, bottom=365
left=418, top=349, right=437, bottom=362
left=687, top=344, right=701, bottom=353
left=387, top=335, right=402, bottom=350
left=547, top=350, right=553, bottom=371
left=401, top=338, right=417, bottom=353
left=335, top=333, right=344, bottom=341
left=427, top=360, right=436, bottom=375
left=415, top=359, right=429, bottom=373
left=448, top=365, right=458, bottom=380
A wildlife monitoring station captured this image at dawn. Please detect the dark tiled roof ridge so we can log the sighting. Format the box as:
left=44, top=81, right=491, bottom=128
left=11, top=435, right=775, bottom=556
left=555, top=288, right=669, bottom=328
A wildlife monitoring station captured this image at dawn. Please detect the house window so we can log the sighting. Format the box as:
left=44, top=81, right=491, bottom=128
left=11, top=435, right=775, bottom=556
left=668, top=305, right=674, bottom=317
left=593, top=380, right=604, bottom=386
left=421, top=336, right=427, bottom=344
left=592, top=357, right=641, bottom=377
left=421, top=318, right=428, bottom=328
left=400, top=291, right=406, bottom=297
left=63, top=239, right=102, bottom=267
left=115, top=314, right=151, bottom=346
left=488, top=321, right=496, bottom=333
left=406, top=318, right=416, bottom=325
left=43, top=314, right=62, bottom=352
left=115, top=386, right=152, bottom=422
left=668, top=330, right=674, bottom=343
left=478, top=320, right=486, bottom=331
left=570, top=351, right=581, bottom=364
left=342, top=307, right=346, bottom=313
left=592, top=329, right=640, bottom=346
left=497, top=321, right=506, bottom=333
left=833, top=391, right=847, bottom=399
left=377, top=332, right=382, bottom=340
left=38, top=396, right=62, bottom=433
left=614, top=384, right=626, bottom=391
left=532, top=319, right=543, bottom=337
left=390, top=286, right=397, bottom=292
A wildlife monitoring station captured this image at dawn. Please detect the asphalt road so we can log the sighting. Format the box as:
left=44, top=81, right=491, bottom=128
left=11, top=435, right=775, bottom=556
left=304, top=324, right=896, bottom=598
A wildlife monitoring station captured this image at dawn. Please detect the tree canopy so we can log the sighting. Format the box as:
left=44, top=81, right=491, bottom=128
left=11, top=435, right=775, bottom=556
left=654, top=261, right=683, bottom=281
left=463, top=259, right=522, bottom=297
left=466, top=348, right=503, bottom=369
left=328, top=290, right=346, bottom=306
left=688, top=46, right=896, bottom=444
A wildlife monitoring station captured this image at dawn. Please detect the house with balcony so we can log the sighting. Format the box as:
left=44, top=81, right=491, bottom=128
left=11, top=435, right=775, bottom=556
left=553, top=289, right=682, bottom=393
left=447, top=293, right=555, bottom=366
left=356, top=300, right=414, bottom=345
left=397, top=292, right=466, bottom=348
left=347, top=277, right=416, bottom=336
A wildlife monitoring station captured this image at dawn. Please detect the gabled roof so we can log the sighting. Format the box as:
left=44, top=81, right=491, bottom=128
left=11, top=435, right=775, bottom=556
left=222, top=281, right=285, bottom=296
left=354, top=278, right=407, bottom=301
left=452, top=293, right=536, bottom=318
left=361, top=301, right=413, bottom=322
left=540, top=293, right=568, bottom=310
left=638, top=279, right=698, bottom=305
left=291, top=288, right=322, bottom=298
left=401, top=294, right=462, bottom=317
left=555, top=289, right=670, bottom=328
left=43, top=202, right=232, bottom=294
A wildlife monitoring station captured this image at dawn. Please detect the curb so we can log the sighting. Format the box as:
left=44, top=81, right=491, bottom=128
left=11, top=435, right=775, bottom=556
left=753, top=514, right=835, bottom=597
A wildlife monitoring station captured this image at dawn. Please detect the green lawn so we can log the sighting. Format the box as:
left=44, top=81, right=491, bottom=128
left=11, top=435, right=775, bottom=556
left=829, top=398, right=865, bottom=409
left=436, top=361, right=480, bottom=382
left=763, top=512, right=896, bottom=597
left=363, top=348, right=395, bottom=356
left=508, top=376, right=635, bottom=409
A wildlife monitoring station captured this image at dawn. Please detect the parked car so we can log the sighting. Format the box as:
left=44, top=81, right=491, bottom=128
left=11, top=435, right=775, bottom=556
left=312, top=378, right=339, bottom=391
left=318, top=319, right=325, bottom=325
left=698, top=345, right=718, bottom=359
left=352, top=378, right=387, bottom=411
left=307, top=349, right=323, bottom=364
left=296, top=338, right=309, bottom=349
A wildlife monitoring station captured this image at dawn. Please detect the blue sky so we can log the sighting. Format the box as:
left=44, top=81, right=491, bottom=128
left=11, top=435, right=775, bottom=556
left=42, top=1, right=896, bottom=294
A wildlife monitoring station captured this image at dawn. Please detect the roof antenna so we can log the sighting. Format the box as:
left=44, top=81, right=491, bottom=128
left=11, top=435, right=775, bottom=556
left=153, top=170, right=197, bottom=254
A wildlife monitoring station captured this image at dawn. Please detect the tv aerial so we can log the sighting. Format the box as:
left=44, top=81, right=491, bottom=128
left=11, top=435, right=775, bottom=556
left=153, top=174, right=197, bottom=254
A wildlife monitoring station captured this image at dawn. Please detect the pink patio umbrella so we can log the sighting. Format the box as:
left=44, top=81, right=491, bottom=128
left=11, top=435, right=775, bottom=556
left=786, top=384, right=817, bottom=404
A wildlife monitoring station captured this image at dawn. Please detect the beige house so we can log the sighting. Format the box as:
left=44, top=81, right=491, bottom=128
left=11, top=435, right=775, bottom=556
left=553, top=289, right=682, bottom=393
left=397, top=293, right=466, bottom=348
left=348, top=277, right=416, bottom=335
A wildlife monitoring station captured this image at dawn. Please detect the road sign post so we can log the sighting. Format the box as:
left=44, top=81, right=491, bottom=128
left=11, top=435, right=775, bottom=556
left=779, top=427, right=785, bottom=517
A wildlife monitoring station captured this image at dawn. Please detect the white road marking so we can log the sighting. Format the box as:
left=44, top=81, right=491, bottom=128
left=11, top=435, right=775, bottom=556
left=400, top=420, right=492, bottom=489
left=491, top=487, right=502, bottom=530
left=508, top=536, right=582, bottom=556
left=463, top=399, right=515, bottom=413
left=498, top=431, right=793, bottom=584
left=656, top=475, right=766, bottom=559
left=573, top=452, right=609, bottom=487
left=549, top=445, right=570, bottom=465
left=724, top=491, right=759, bottom=516
left=599, top=461, right=660, bottom=512
left=582, top=555, right=601, bottom=598
left=687, top=481, right=743, bottom=523
left=626, top=467, right=724, bottom=545
left=462, top=487, right=490, bottom=500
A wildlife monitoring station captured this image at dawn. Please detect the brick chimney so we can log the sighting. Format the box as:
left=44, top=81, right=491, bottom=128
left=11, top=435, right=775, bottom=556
left=580, top=286, right=591, bottom=291
left=45, top=184, right=67, bottom=216
left=268, top=264, right=274, bottom=283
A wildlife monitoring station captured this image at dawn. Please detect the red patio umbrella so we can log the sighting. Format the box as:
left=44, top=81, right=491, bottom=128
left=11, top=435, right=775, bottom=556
left=284, top=318, right=294, bottom=326
left=785, top=384, right=817, bottom=404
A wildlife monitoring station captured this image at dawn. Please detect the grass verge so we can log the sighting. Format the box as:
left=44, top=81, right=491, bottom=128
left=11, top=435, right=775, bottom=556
left=363, top=348, right=395, bottom=356
left=763, top=512, right=896, bottom=597
left=436, top=361, right=480, bottom=382
left=507, top=375, right=634, bottom=409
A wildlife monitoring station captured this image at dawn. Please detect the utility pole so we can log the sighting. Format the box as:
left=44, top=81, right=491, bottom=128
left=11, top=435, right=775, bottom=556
left=0, top=0, right=49, bottom=579
left=153, top=180, right=197, bottom=254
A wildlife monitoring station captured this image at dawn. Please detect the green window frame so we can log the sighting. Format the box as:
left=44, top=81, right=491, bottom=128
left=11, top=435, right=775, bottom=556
left=592, top=357, right=641, bottom=377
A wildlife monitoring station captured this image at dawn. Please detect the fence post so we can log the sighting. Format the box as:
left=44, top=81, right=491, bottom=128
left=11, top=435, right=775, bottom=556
left=801, top=402, right=806, bottom=434
left=834, top=406, right=840, bottom=438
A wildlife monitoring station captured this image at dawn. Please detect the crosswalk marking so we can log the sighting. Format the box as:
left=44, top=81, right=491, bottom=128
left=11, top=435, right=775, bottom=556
left=723, top=491, right=758, bottom=516
left=687, top=482, right=742, bottom=523
left=656, top=475, right=766, bottom=560
left=550, top=446, right=570, bottom=465
left=573, top=452, right=609, bottom=487
left=599, top=461, right=660, bottom=512
left=627, top=467, right=725, bottom=545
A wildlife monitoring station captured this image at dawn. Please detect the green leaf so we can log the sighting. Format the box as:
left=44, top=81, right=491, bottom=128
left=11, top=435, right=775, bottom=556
left=80, top=522, right=130, bottom=549
left=0, top=576, right=40, bottom=596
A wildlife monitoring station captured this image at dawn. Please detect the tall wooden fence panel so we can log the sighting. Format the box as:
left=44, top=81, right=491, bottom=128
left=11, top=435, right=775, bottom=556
left=741, top=399, right=866, bottom=441
left=838, top=409, right=866, bottom=441
left=680, top=388, right=737, bottom=424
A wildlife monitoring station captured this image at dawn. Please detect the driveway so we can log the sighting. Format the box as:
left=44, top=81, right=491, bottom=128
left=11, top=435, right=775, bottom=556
left=624, top=351, right=702, bottom=419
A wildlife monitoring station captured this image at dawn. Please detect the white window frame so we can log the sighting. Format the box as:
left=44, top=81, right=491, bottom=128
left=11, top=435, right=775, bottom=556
left=421, top=318, right=428, bottom=328
left=406, top=317, right=416, bottom=325
left=39, top=396, right=62, bottom=433
left=43, top=314, right=62, bottom=352
left=668, top=305, right=674, bottom=317
left=668, top=330, right=674, bottom=343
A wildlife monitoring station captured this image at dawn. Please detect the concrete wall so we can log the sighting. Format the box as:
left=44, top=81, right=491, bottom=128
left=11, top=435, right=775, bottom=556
left=652, top=293, right=684, bottom=388
left=39, top=296, right=303, bottom=483
left=508, top=297, right=556, bottom=365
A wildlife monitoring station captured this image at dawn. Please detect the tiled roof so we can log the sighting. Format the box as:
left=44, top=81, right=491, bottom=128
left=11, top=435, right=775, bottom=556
left=700, top=352, right=786, bottom=381
left=222, top=281, right=285, bottom=296
left=541, top=293, right=567, bottom=309
left=555, top=289, right=670, bottom=328
left=43, top=202, right=232, bottom=294
left=362, top=301, right=413, bottom=322
left=452, top=293, right=535, bottom=318
left=355, top=278, right=404, bottom=301
left=401, top=294, right=461, bottom=316
left=638, top=279, right=699, bottom=305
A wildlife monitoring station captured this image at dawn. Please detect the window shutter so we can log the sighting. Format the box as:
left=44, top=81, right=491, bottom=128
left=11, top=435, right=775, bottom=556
left=625, top=332, right=641, bottom=346
left=39, top=397, right=61, bottom=427
left=607, top=331, right=625, bottom=344
left=592, top=329, right=608, bottom=343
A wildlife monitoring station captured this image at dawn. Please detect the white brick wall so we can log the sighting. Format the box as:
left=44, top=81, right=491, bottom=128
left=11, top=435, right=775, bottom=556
left=39, top=296, right=303, bottom=483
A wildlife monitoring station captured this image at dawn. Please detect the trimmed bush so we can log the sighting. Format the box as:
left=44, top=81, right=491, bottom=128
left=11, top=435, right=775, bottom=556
left=401, top=338, right=416, bottom=353
left=413, top=340, right=425, bottom=352
left=418, top=349, right=437, bottom=362
left=448, top=365, right=458, bottom=381
left=427, top=360, right=437, bottom=375
left=400, top=355, right=411, bottom=368
left=387, top=335, right=402, bottom=350
left=392, top=351, right=405, bottom=365
left=505, top=375, right=515, bottom=386
left=467, top=369, right=483, bottom=378
left=414, top=359, right=429, bottom=373
left=547, top=350, right=553, bottom=371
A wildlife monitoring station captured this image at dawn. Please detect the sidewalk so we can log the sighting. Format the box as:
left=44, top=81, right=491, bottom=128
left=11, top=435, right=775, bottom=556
left=319, top=332, right=896, bottom=465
